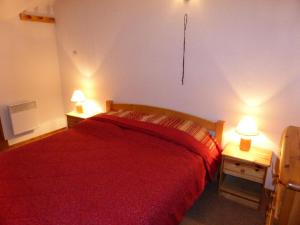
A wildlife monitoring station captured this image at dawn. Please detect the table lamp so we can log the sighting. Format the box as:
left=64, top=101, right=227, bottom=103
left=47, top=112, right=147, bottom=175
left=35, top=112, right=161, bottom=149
left=71, top=90, right=85, bottom=113
left=236, top=116, right=259, bottom=151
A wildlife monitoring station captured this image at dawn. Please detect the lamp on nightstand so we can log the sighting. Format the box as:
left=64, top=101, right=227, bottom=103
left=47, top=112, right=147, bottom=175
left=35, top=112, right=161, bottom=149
left=71, top=90, right=85, bottom=114
left=236, top=116, right=259, bottom=151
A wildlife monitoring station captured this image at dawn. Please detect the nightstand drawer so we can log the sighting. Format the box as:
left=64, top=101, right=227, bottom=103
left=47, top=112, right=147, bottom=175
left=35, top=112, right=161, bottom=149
left=223, top=159, right=265, bottom=183
left=67, top=116, right=84, bottom=128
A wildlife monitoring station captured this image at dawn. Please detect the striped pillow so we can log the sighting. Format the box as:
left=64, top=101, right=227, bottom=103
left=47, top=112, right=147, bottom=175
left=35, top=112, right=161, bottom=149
left=105, top=110, right=218, bottom=149
left=106, top=110, right=148, bottom=120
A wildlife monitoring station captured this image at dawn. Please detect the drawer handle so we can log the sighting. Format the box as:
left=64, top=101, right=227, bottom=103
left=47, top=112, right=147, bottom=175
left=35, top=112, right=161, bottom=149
left=235, top=163, right=240, bottom=166
left=255, top=168, right=260, bottom=172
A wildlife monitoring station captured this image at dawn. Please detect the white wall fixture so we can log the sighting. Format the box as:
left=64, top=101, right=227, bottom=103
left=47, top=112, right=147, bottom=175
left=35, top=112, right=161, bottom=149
left=8, top=101, right=38, bottom=135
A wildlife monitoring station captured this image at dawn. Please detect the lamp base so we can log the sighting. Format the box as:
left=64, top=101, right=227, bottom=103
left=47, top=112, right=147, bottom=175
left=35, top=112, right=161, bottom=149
left=75, top=105, right=84, bottom=114
left=240, top=138, right=251, bottom=151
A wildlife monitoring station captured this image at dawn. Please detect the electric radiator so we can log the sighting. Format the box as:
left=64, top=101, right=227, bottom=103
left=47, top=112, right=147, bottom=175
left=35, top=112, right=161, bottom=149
left=8, top=101, right=38, bottom=135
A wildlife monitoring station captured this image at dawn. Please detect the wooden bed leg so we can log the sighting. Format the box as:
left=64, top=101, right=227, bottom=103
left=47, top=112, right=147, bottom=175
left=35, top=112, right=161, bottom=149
left=106, top=100, right=113, bottom=112
left=216, top=120, right=225, bottom=145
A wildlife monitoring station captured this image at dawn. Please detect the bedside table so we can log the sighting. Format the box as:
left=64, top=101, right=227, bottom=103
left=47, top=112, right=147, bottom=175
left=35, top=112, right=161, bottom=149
left=219, top=143, right=272, bottom=209
left=65, top=111, right=100, bottom=128
left=0, top=120, right=8, bottom=151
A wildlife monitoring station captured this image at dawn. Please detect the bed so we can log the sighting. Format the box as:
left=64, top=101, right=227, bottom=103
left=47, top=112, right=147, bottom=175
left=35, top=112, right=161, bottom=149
left=0, top=100, right=225, bottom=225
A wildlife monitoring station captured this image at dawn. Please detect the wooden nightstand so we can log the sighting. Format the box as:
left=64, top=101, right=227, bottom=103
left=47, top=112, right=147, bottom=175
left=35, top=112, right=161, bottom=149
left=219, top=143, right=272, bottom=209
left=0, top=120, right=8, bottom=151
left=65, top=111, right=100, bottom=128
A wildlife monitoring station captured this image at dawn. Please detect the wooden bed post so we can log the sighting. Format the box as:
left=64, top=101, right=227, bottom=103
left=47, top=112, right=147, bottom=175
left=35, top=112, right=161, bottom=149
left=216, top=120, right=225, bottom=145
left=106, top=100, right=113, bottom=112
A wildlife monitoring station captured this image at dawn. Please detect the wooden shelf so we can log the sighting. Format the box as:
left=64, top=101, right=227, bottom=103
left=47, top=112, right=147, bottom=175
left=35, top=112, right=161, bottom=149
left=19, top=12, right=55, bottom=24
left=219, top=175, right=262, bottom=208
left=220, top=175, right=261, bottom=201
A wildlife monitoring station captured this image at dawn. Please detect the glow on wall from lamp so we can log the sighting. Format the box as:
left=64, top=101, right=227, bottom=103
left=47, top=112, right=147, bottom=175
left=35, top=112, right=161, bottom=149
left=60, top=11, right=123, bottom=80
left=236, top=116, right=259, bottom=137
left=174, top=0, right=201, bottom=5
left=80, top=77, right=105, bottom=114
left=81, top=77, right=98, bottom=99
left=223, top=114, right=278, bottom=154
left=220, top=58, right=298, bottom=108
left=72, top=52, right=100, bottom=78
left=172, top=0, right=203, bottom=10
left=224, top=128, right=277, bottom=153
left=83, top=100, right=104, bottom=115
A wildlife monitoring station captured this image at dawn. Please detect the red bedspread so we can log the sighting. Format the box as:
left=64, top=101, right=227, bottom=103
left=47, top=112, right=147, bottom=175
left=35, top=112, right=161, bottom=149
left=0, top=115, right=221, bottom=225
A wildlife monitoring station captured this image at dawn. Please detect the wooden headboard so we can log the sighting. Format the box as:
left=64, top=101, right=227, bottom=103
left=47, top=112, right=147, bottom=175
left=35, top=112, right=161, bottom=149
left=106, top=100, right=225, bottom=145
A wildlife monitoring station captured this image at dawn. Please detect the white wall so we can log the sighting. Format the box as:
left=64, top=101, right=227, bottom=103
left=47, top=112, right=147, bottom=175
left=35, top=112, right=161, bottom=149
left=0, top=15, right=66, bottom=145
left=54, top=0, right=300, bottom=157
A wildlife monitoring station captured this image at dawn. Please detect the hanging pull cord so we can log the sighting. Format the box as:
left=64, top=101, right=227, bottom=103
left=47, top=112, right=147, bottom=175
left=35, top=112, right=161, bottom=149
left=182, top=13, right=188, bottom=85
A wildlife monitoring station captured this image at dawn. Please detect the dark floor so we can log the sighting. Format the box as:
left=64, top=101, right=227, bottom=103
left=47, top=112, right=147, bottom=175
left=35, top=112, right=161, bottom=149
left=180, top=182, right=265, bottom=225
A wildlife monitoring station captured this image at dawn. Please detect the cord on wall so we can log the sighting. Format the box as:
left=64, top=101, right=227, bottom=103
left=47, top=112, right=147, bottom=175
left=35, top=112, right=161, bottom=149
left=182, top=13, right=188, bottom=85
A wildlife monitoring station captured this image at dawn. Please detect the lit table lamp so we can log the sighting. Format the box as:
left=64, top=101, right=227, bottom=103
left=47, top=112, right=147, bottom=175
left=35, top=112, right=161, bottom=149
left=236, top=116, right=259, bottom=151
left=71, top=90, right=85, bottom=113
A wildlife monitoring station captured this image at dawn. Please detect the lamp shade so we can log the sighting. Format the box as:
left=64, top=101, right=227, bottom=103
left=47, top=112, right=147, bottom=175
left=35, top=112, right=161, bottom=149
left=236, top=116, right=259, bottom=136
left=71, top=90, right=85, bottom=103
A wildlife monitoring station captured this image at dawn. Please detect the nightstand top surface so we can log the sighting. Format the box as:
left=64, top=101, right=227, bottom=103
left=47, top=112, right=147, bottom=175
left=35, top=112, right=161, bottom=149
left=66, top=111, right=101, bottom=119
left=222, top=143, right=272, bottom=168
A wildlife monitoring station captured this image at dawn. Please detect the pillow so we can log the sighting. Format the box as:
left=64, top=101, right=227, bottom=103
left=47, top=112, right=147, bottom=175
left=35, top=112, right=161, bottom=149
left=105, top=110, right=218, bottom=151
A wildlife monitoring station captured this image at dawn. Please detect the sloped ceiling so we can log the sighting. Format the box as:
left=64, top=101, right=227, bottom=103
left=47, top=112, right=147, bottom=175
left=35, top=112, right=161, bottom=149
left=0, top=0, right=56, bottom=20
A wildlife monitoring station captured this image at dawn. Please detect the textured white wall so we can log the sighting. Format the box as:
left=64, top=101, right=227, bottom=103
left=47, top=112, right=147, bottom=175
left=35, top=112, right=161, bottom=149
left=54, top=0, right=300, bottom=156
left=0, top=15, right=65, bottom=144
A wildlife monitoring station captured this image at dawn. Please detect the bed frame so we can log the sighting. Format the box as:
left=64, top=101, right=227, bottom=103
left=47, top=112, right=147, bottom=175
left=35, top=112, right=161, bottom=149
left=106, top=100, right=225, bottom=145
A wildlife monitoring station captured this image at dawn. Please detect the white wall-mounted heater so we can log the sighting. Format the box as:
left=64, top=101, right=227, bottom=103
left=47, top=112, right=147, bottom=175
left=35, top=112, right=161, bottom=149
left=8, top=101, right=38, bottom=135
